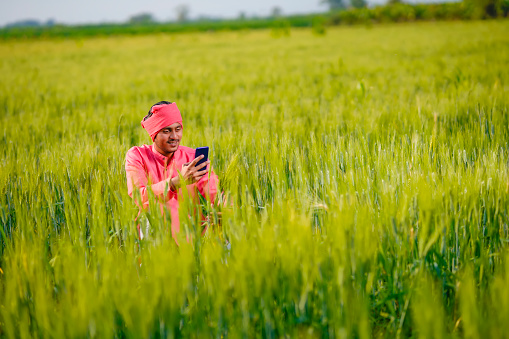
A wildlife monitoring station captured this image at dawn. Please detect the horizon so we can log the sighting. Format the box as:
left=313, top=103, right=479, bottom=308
left=0, top=0, right=453, bottom=28
left=1, top=0, right=325, bottom=27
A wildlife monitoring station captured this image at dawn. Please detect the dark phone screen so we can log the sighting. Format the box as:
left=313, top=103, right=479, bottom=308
left=195, top=147, right=209, bottom=169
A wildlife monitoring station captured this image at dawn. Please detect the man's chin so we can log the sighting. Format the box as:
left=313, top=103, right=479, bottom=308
left=168, top=144, right=179, bottom=152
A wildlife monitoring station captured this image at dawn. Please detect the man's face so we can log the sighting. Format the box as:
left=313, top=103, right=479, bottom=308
left=153, top=122, right=183, bottom=157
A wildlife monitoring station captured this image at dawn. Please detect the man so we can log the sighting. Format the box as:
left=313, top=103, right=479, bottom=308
left=125, top=101, right=219, bottom=241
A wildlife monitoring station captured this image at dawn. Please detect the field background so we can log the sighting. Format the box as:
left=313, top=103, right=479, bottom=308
left=1, top=20, right=509, bottom=337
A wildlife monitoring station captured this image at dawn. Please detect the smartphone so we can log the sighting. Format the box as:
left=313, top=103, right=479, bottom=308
left=194, top=147, right=209, bottom=169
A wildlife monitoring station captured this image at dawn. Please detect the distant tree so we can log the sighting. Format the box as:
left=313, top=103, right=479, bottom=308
left=271, top=6, right=283, bottom=18
left=175, top=4, right=190, bottom=22
left=351, top=0, right=367, bottom=8
left=129, top=13, right=154, bottom=24
left=321, top=0, right=347, bottom=10
left=238, top=11, right=247, bottom=20
left=5, top=19, right=41, bottom=28
left=465, top=0, right=508, bottom=17
left=387, top=0, right=403, bottom=5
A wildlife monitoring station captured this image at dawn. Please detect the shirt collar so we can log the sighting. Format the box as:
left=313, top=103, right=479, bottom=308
left=149, top=144, right=178, bottom=163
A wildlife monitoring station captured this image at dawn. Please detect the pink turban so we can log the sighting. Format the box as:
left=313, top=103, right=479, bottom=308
left=141, top=103, right=183, bottom=141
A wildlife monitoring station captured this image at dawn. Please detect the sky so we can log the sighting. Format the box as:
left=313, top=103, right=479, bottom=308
left=0, top=0, right=344, bottom=27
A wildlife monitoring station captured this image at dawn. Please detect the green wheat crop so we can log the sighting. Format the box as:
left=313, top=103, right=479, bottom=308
left=1, top=20, right=509, bottom=337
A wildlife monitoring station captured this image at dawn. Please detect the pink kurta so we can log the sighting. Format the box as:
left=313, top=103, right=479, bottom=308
left=125, top=144, right=218, bottom=239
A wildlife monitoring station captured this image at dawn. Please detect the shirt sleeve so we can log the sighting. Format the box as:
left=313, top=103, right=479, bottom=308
left=125, top=149, right=176, bottom=209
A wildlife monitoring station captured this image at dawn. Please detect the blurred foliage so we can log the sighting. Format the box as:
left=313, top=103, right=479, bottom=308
left=1, top=1, right=508, bottom=40
left=128, top=13, right=155, bottom=25
left=351, top=0, right=368, bottom=9
left=322, top=0, right=348, bottom=10
left=330, top=0, right=509, bottom=24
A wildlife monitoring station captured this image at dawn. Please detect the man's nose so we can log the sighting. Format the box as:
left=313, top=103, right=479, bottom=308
left=169, top=131, right=177, bottom=139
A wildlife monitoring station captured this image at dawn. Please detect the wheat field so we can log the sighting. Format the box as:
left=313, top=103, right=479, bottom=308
left=1, top=20, right=509, bottom=337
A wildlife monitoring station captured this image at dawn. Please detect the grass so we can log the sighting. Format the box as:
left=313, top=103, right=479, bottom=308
left=1, top=20, right=509, bottom=337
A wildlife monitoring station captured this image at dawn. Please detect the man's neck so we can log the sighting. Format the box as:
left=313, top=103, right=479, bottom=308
left=153, top=144, right=174, bottom=159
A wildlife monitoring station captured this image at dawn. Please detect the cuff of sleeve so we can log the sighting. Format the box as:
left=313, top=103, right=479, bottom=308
left=151, top=179, right=175, bottom=197
left=169, top=177, right=178, bottom=193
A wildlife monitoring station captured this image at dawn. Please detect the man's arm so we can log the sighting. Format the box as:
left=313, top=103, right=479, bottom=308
left=170, top=156, right=218, bottom=202
left=168, top=155, right=210, bottom=192
left=125, top=151, right=176, bottom=209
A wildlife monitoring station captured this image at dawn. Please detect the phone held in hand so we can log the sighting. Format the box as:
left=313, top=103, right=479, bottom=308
left=194, top=147, right=209, bottom=169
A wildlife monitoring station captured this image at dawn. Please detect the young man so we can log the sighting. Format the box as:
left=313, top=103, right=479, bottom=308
left=125, top=101, right=219, bottom=240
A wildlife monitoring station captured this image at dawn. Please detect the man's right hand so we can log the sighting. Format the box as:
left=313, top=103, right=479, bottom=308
left=170, top=155, right=210, bottom=190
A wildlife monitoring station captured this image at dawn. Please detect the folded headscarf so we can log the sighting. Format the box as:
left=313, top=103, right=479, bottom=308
left=141, top=103, right=183, bottom=141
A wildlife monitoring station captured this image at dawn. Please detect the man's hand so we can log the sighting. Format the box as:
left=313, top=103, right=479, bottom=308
left=170, top=155, right=210, bottom=190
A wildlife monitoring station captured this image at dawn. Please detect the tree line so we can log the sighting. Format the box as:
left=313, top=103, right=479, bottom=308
left=1, top=0, right=507, bottom=40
